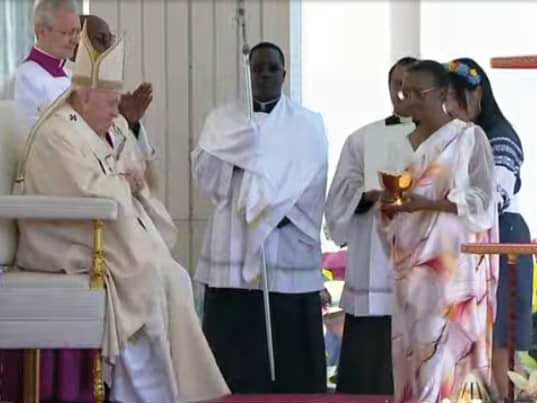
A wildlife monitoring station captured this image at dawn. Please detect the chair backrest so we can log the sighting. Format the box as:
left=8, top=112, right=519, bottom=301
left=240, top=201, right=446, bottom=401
left=0, top=100, right=18, bottom=266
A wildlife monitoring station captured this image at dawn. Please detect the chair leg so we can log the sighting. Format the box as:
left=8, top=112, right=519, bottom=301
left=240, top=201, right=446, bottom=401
left=94, top=350, right=105, bottom=403
left=23, top=349, right=40, bottom=403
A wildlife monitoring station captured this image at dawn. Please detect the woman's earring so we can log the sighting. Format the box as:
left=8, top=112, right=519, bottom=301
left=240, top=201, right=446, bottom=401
left=442, top=102, right=448, bottom=115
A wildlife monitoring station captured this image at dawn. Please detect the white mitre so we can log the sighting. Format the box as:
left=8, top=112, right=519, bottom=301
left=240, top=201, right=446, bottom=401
left=14, top=22, right=125, bottom=192
left=72, top=22, right=124, bottom=91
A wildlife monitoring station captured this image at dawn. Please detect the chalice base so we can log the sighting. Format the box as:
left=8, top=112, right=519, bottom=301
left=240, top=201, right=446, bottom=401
left=383, top=194, right=404, bottom=206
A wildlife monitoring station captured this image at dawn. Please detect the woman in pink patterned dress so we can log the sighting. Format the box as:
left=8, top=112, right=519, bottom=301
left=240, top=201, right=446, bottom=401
left=381, top=60, right=498, bottom=403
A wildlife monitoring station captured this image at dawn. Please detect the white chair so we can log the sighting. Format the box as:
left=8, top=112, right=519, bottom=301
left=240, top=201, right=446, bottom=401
left=0, top=100, right=117, bottom=403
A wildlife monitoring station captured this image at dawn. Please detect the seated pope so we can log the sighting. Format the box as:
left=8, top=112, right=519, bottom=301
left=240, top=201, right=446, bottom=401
left=13, top=24, right=230, bottom=403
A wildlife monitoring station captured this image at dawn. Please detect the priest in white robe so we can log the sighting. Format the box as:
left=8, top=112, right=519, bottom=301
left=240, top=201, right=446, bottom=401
left=14, top=25, right=229, bottom=403
left=193, top=42, right=328, bottom=393
left=14, top=0, right=79, bottom=131
left=8, top=3, right=160, bottom=401
left=325, top=57, right=417, bottom=395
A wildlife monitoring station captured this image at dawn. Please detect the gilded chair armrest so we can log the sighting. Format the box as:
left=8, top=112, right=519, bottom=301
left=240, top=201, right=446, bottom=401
left=0, top=195, right=118, bottom=220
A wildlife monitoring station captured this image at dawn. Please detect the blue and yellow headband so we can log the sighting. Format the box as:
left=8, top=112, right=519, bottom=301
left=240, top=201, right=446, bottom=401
left=445, top=61, right=482, bottom=86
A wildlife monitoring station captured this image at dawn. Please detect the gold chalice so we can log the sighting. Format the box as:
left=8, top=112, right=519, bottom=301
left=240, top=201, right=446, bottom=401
left=379, top=170, right=414, bottom=206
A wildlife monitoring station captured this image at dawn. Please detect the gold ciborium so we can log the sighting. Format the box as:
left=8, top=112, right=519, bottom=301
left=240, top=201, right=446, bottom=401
left=379, top=170, right=414, bottom=206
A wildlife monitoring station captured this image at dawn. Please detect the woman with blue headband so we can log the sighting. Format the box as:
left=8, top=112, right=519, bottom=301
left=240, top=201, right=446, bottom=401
left=446, top=57, right=533, bottom=400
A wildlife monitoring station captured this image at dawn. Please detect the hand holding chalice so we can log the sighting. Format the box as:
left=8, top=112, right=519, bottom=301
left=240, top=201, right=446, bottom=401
left=378, top=170, right=414, bottom=206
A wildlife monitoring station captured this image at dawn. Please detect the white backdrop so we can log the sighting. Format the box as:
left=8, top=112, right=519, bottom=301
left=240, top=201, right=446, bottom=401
left=302, top=0, right=537, bottom=250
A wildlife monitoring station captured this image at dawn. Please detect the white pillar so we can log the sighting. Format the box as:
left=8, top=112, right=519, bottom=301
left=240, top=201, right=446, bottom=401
left=389, top=0, right=421, bottom=62
left=289, top=0, right=302, bottom=103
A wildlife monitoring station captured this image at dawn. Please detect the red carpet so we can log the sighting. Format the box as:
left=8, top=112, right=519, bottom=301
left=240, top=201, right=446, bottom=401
left=215, top=394, right=392, bottom=403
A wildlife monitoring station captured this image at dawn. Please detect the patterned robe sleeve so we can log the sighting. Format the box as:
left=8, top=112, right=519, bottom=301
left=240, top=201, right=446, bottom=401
left=489, top=126, right=523, bottom=213
left=447, top=125, right=496, bottom=232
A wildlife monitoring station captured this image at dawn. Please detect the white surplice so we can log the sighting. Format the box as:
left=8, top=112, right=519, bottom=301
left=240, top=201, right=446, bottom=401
left=193, top=95, right=328, bottom=293
left=14, top=56, right=71, bottom=131
left=325, top=117, right=414, bottom=316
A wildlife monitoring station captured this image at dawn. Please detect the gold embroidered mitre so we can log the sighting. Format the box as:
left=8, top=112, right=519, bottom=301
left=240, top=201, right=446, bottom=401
left=71, top=22, right=124, bottom=90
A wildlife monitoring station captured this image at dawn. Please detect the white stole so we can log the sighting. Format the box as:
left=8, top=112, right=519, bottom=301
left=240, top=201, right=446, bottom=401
left=197, top=95, right=327, bottom=282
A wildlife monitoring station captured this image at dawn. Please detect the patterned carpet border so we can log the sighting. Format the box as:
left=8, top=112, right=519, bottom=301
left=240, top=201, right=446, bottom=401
left=215, top=394, right=392, bottom=403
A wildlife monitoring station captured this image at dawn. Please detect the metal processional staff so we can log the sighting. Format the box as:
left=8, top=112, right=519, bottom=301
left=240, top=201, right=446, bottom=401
left=236, top=0, right=276, bottom=382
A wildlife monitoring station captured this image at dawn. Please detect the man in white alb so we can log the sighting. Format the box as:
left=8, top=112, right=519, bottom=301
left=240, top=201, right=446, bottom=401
left=193, top=42, right=329, bottom=393
left=325, top=57, right=417, bottom=395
